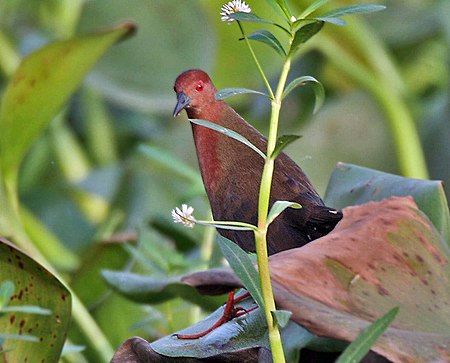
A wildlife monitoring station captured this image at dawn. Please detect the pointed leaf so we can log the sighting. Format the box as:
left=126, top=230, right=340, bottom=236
left=272, top=309, right=292, bottom=328
left=102, top=270, right=224, bottom=311
left=0, top=22, right=136, bottom=180
left=291, top=21, right=324, bottom=50
left=217, top=236, right=264, bottom=309
left=271, top=134, right=302, bottom=159
left=282, top=76, right=325, bottom=113
left=316, top=4, right=386, bottom=26
left=247, top=30, right=286, bottom=56
left=215, top=87, right=269, bottom=100
left=274, top=0, right=292, bottom=20
left=336, top=307, right=399, bottom=363
left=267, top=201, right=301, bottom=226
left=298, top=0, right=330, bottom=19
left=229, top=12, right=274, bottom=24
left=189, top=119, right=267, bottom=160
left=324, top=163, right=450, bottom=246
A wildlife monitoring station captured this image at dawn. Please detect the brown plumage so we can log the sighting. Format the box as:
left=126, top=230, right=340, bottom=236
left=173, top=69, right=342, bottom=255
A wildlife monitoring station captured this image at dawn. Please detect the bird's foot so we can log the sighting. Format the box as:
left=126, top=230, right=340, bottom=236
left=174, top=290, right=257, bottom=339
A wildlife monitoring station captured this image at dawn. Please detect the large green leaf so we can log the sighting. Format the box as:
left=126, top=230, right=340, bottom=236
left=102, top=270, right=224, bottom=311
left=0, top=22, right=135, bottom=180
left=324, top=163, right=450, bottom=247
left=0, top=237, right=71, bottom=362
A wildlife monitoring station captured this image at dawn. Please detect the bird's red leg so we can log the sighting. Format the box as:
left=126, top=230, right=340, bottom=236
left=175, top=290, right=256, bottom=339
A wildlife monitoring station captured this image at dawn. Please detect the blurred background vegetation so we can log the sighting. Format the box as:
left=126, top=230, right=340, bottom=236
left=0, top=0, right=449, bottom=361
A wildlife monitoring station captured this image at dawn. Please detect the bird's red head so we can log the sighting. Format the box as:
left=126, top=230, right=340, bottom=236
left=173, top=69, right=217, bottom=118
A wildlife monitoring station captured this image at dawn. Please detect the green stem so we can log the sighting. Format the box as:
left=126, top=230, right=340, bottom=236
left=256, top=55, right=292, bottom=363
left=237, top=21, right=275, bottom=99
left=236, top=17, right=297, bottom=363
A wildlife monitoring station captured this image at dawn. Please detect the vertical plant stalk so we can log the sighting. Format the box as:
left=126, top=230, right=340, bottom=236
left=237, top=21, right=292, bottom=363
left=316, top=35, right=428, bottom=180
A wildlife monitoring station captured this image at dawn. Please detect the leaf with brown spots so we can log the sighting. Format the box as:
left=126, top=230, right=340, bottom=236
left=0, top=22, right=136, bottom=182
left=0, top=238, right=71, bottom=362
left=270, top=196, right=450, bottom=362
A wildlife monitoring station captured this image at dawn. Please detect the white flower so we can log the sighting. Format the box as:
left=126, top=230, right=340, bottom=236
left=220, top=0, right=252, bottom=23
left=171, top=204, right=196, bottom=228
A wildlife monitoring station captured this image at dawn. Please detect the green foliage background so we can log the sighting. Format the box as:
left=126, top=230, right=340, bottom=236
left=0, top=0, right=448, bottom=361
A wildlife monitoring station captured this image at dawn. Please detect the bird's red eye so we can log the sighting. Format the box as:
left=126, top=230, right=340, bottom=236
left=196, top=81, right=204, bottom=92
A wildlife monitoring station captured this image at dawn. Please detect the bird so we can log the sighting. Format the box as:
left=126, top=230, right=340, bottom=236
left=173, top=69, right=342, bottom=256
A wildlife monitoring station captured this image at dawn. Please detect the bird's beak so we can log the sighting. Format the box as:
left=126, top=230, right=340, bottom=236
left=173, top=91, right=191, bottom=117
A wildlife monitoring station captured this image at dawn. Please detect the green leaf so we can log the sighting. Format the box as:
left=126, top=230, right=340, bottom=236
left=282, top=76, right=325, bottom=113
left=316, top=4, right=386, bottom=26
left=0, top=237, right=71, bottom=362
left=229, top=12, right=291, bottom=35
left=297, top=0, right=330, bottom=19
left=271, top=309, right=292, bottom=328
left=324, top=163, right=450, bottom=246
left=102, top=270, right=223, bottom=311
left=217, top=236, right=264, bottom=309
left=0, top=281, right=14, bottom=308
left=0, top=22, right=136, bottom=181
left=274, top=0, right=292, bottom=20
left=267, top=201, right=301, bottom=226
left=247, top=30, right=286, bottom=56
left=196, top=220, right=256, bottom=231
left=215, top=87, right=269, bottom=100
left=189, top=119, right=267, bottom=160
left=229, top=12, right=274, bottom=24
left=291, top=21, right=324, bottom=50
left=271, top=134, right=302, bottom=159
left=336, top=307, right=399, bottom=363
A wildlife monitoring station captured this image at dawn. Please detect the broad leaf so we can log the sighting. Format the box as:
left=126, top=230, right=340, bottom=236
left=217, top=236, right=264, bottom=309
left=267, top=200, right=301, bottom=226
left=271, top=134, right=302, bottom=159
left=0, top=22, right=136, bottom=181
left=102, top=270, right=224, bottom=311
left=336, top=307, right=399, bottom=363
left=291, top=21, right=324, bottom=50
left=189, top=119, right=266, bottom=160
left=0, top=238, right=71, bottom=362
left=316, top=4, right=386, bottom=26
left=282, top=76, right=325, bottom=113
left=149, top=316, right=327, bottom=361
left=215, top=87, right=269, bottom=100
left=247, top=30, right=286, bottom=56
left=270, top=197, right=450, bottom=362
left=324, top=163, right=450, bottom=247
